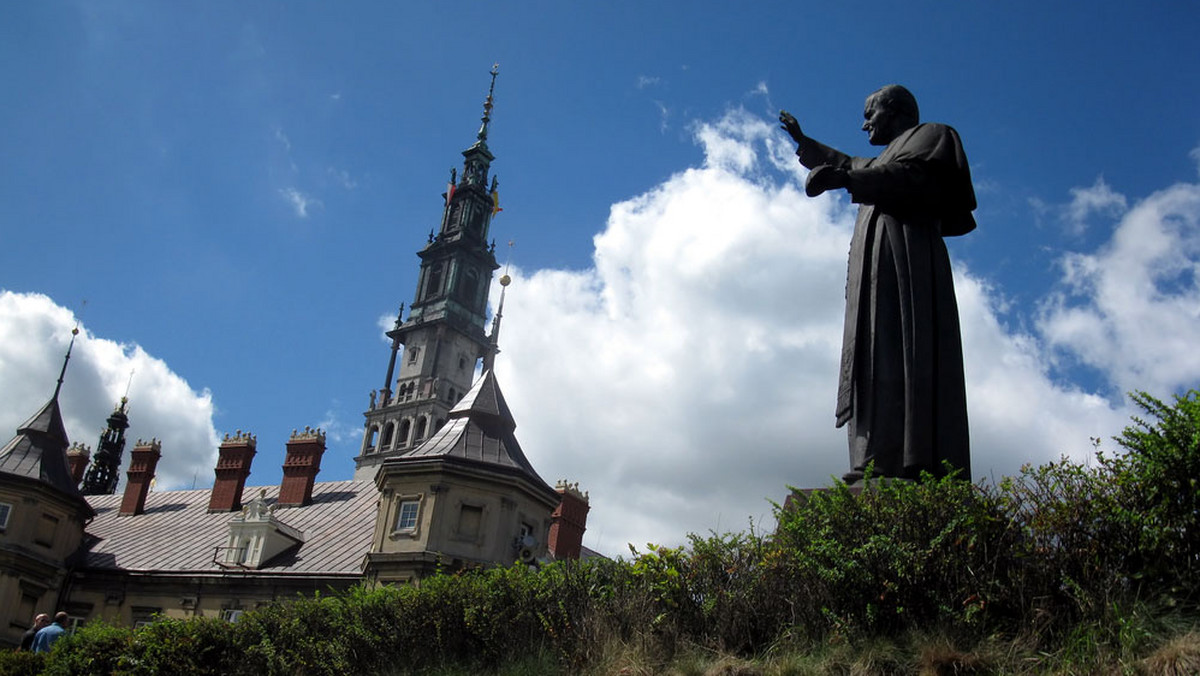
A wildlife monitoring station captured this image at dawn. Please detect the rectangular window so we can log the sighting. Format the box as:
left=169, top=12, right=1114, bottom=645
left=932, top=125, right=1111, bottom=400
left=458, top=504, right=483, bottom=539
left=34, top=513, right=59, bottom=548
left=131, top=606, right=161, bottom=629
left=395, top=500, right=419, bottom=531
left=220, top=608, right=244, bottom=623
left=0, top=503, right=11, bottom=531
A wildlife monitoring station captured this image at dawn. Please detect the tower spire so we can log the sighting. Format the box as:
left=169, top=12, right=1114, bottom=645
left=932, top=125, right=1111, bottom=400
left=483, top=241, right=514, bottom=373
left=355, top=65, right=507, bottom=481
left=81, top=395, right=131, bottom=495
left=476, top=63, right=499, bottom=143
left=380, top=303, right=404, bottom=406
left=53, top=326, right=80, bottom=401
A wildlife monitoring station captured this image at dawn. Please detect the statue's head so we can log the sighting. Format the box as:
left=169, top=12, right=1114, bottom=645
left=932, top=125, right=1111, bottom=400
left=862, top=85, right=919, bottom=146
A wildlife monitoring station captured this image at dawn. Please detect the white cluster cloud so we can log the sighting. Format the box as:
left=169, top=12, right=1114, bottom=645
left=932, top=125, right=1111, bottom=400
left=0, top=291, right=221, bottom=491
left=1065, top=177, right=1128, bottom=234
left=1039, top=177, right=1200, bottom=395
left=492, top=111, right=1187, bottom=553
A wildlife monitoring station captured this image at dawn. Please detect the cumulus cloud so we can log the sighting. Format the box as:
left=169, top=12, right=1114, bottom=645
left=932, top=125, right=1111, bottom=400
left=0, top=291, right=221, bottom=492
left=491, top=109, right=1159, bottom=554
left=1039, top=172, right=1200, bottom=396
left=1066, top=177, right=1128, bottom=234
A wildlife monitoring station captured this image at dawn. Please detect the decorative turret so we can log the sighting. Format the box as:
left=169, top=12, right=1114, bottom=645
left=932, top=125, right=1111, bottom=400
left=81, top=397, right=130, bottom=495
left=0, top=326, right=94, bottom=517
left=355, top=65, right=506, bottom=481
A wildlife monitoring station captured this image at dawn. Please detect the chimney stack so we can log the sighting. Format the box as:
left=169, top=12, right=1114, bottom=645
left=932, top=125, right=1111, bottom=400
left=209, top=431, right=256, bottom=513
left=119, top=439, right=161, bottom=516
left=66, top=443, right=91, bottom=486
left=548, top=480, right=590, bottom=560
left=278, top=427, right=325, bottom=507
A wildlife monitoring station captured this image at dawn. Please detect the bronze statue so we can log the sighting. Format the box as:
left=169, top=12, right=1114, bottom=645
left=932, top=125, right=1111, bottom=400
left=781, top=85, right=974, bottom=482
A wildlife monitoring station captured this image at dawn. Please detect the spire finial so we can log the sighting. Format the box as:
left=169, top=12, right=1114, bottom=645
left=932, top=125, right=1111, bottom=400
left=483, top=240, right=514, bottom=373
left=53, top=326, right=80, bottom=401
left=477, top=63, right=499, bottom=142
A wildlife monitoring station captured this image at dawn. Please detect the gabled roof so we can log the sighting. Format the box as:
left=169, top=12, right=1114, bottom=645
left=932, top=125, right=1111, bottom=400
left=395, top=370, right=553, bottom=496
left=81, top=480, right=376, bottom=576
left=0, top=397, right=93, bottom=514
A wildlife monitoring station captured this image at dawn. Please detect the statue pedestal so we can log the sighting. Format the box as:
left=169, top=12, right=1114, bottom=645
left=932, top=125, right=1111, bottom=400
left=781, top=477, right=915, bottom=514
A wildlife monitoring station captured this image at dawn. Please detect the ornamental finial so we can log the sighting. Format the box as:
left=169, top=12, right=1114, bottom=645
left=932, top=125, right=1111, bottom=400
left=477, top=63, right=499, bottom=142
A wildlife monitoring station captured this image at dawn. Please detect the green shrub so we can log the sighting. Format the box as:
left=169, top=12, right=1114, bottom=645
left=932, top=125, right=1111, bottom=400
left=13, top=388, right=1198, bottom=674
left=774, top=471, right=1019, bottom=637
left=0, top=650, right=44, bottom=676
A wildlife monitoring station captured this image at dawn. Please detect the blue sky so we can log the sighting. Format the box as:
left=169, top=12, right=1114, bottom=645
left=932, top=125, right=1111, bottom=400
left=2, top=1, right=1199, bottom=553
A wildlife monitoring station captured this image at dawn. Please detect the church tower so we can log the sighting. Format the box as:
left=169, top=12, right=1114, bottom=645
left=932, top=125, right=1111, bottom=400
left=354, top=66, right=503, bottom=481
left=81, top=397, right=130, bottom=495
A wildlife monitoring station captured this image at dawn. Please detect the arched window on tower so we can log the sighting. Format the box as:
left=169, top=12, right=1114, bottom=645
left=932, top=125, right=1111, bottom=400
left=365, top=425, right=379, bottom=453
left=398, top=419, right=412, bottom=448
left=460, top=268, right=480, bottom=309
left=426, top=264, right=444, bottom=300
left=414, top=417, right=428, bottom=444
left=381, top=422, right=395, bottom=450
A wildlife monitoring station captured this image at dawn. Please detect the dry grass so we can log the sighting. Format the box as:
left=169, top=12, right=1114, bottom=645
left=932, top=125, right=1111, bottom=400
left=1141, top=630, right=1200, bottom=676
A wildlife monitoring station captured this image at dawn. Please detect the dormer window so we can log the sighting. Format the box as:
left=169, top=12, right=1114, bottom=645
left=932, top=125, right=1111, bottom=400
left=220, top=491, right=303, bottom=569
left=0, top=502, right=10, bottom=532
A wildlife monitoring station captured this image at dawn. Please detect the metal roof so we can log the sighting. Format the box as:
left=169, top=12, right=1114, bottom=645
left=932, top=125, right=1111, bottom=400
left=396, top=370, right=553, bottom=495
left=0, top=397, right=94, bottom=515
left=82, top=479, right=376, bottom=576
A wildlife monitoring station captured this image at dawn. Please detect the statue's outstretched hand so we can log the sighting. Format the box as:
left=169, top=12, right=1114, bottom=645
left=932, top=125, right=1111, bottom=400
left=779, top=110, right=805, bottom=144
left=805, top=165, right=849, bottom=197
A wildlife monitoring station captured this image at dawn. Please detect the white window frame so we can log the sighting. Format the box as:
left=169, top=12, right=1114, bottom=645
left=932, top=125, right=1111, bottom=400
left=395, top=500, right=419, bottom=532
left=0, top=502, right=11, bottom=531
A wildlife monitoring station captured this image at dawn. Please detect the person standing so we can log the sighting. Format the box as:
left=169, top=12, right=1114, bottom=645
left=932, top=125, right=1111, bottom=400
left=31, top=612, right=69, bottom=653
left=18, top=613, right=49, bottom=651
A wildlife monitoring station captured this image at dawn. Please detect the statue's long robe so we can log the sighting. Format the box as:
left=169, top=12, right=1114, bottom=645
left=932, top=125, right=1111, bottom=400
left=798, top=123, right=975, bottom=479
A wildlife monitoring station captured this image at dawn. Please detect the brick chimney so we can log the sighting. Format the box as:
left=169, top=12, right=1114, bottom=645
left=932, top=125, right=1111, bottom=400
left=208, top=431, right=256, bottom=513
left=278, top=426, right=325, bottom=507
left=119, top=439, right=162, bottom=516
left=66, top=443, right=91, bottom=486
left=548, top=480, right=590, bottom=560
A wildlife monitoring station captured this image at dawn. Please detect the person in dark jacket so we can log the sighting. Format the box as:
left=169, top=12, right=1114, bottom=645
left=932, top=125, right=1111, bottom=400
left=18, top=613, right=49, bottom=651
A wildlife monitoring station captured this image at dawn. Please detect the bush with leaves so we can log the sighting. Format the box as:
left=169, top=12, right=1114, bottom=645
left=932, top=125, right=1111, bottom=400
left=773, top=471, right=1019, bottom=637
left=1106, top=389, right=1200, bottom=599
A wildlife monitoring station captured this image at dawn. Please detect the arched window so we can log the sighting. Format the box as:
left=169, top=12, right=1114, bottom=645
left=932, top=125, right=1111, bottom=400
left=414, top=417, right=428, bottom=443
left=381, top=422, right=395, bottom=449
left=398, top=419, right=412, bottom=448
left=365, top=426, right=379, bottom=453
left=426, top=264, right=444, bottom=300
